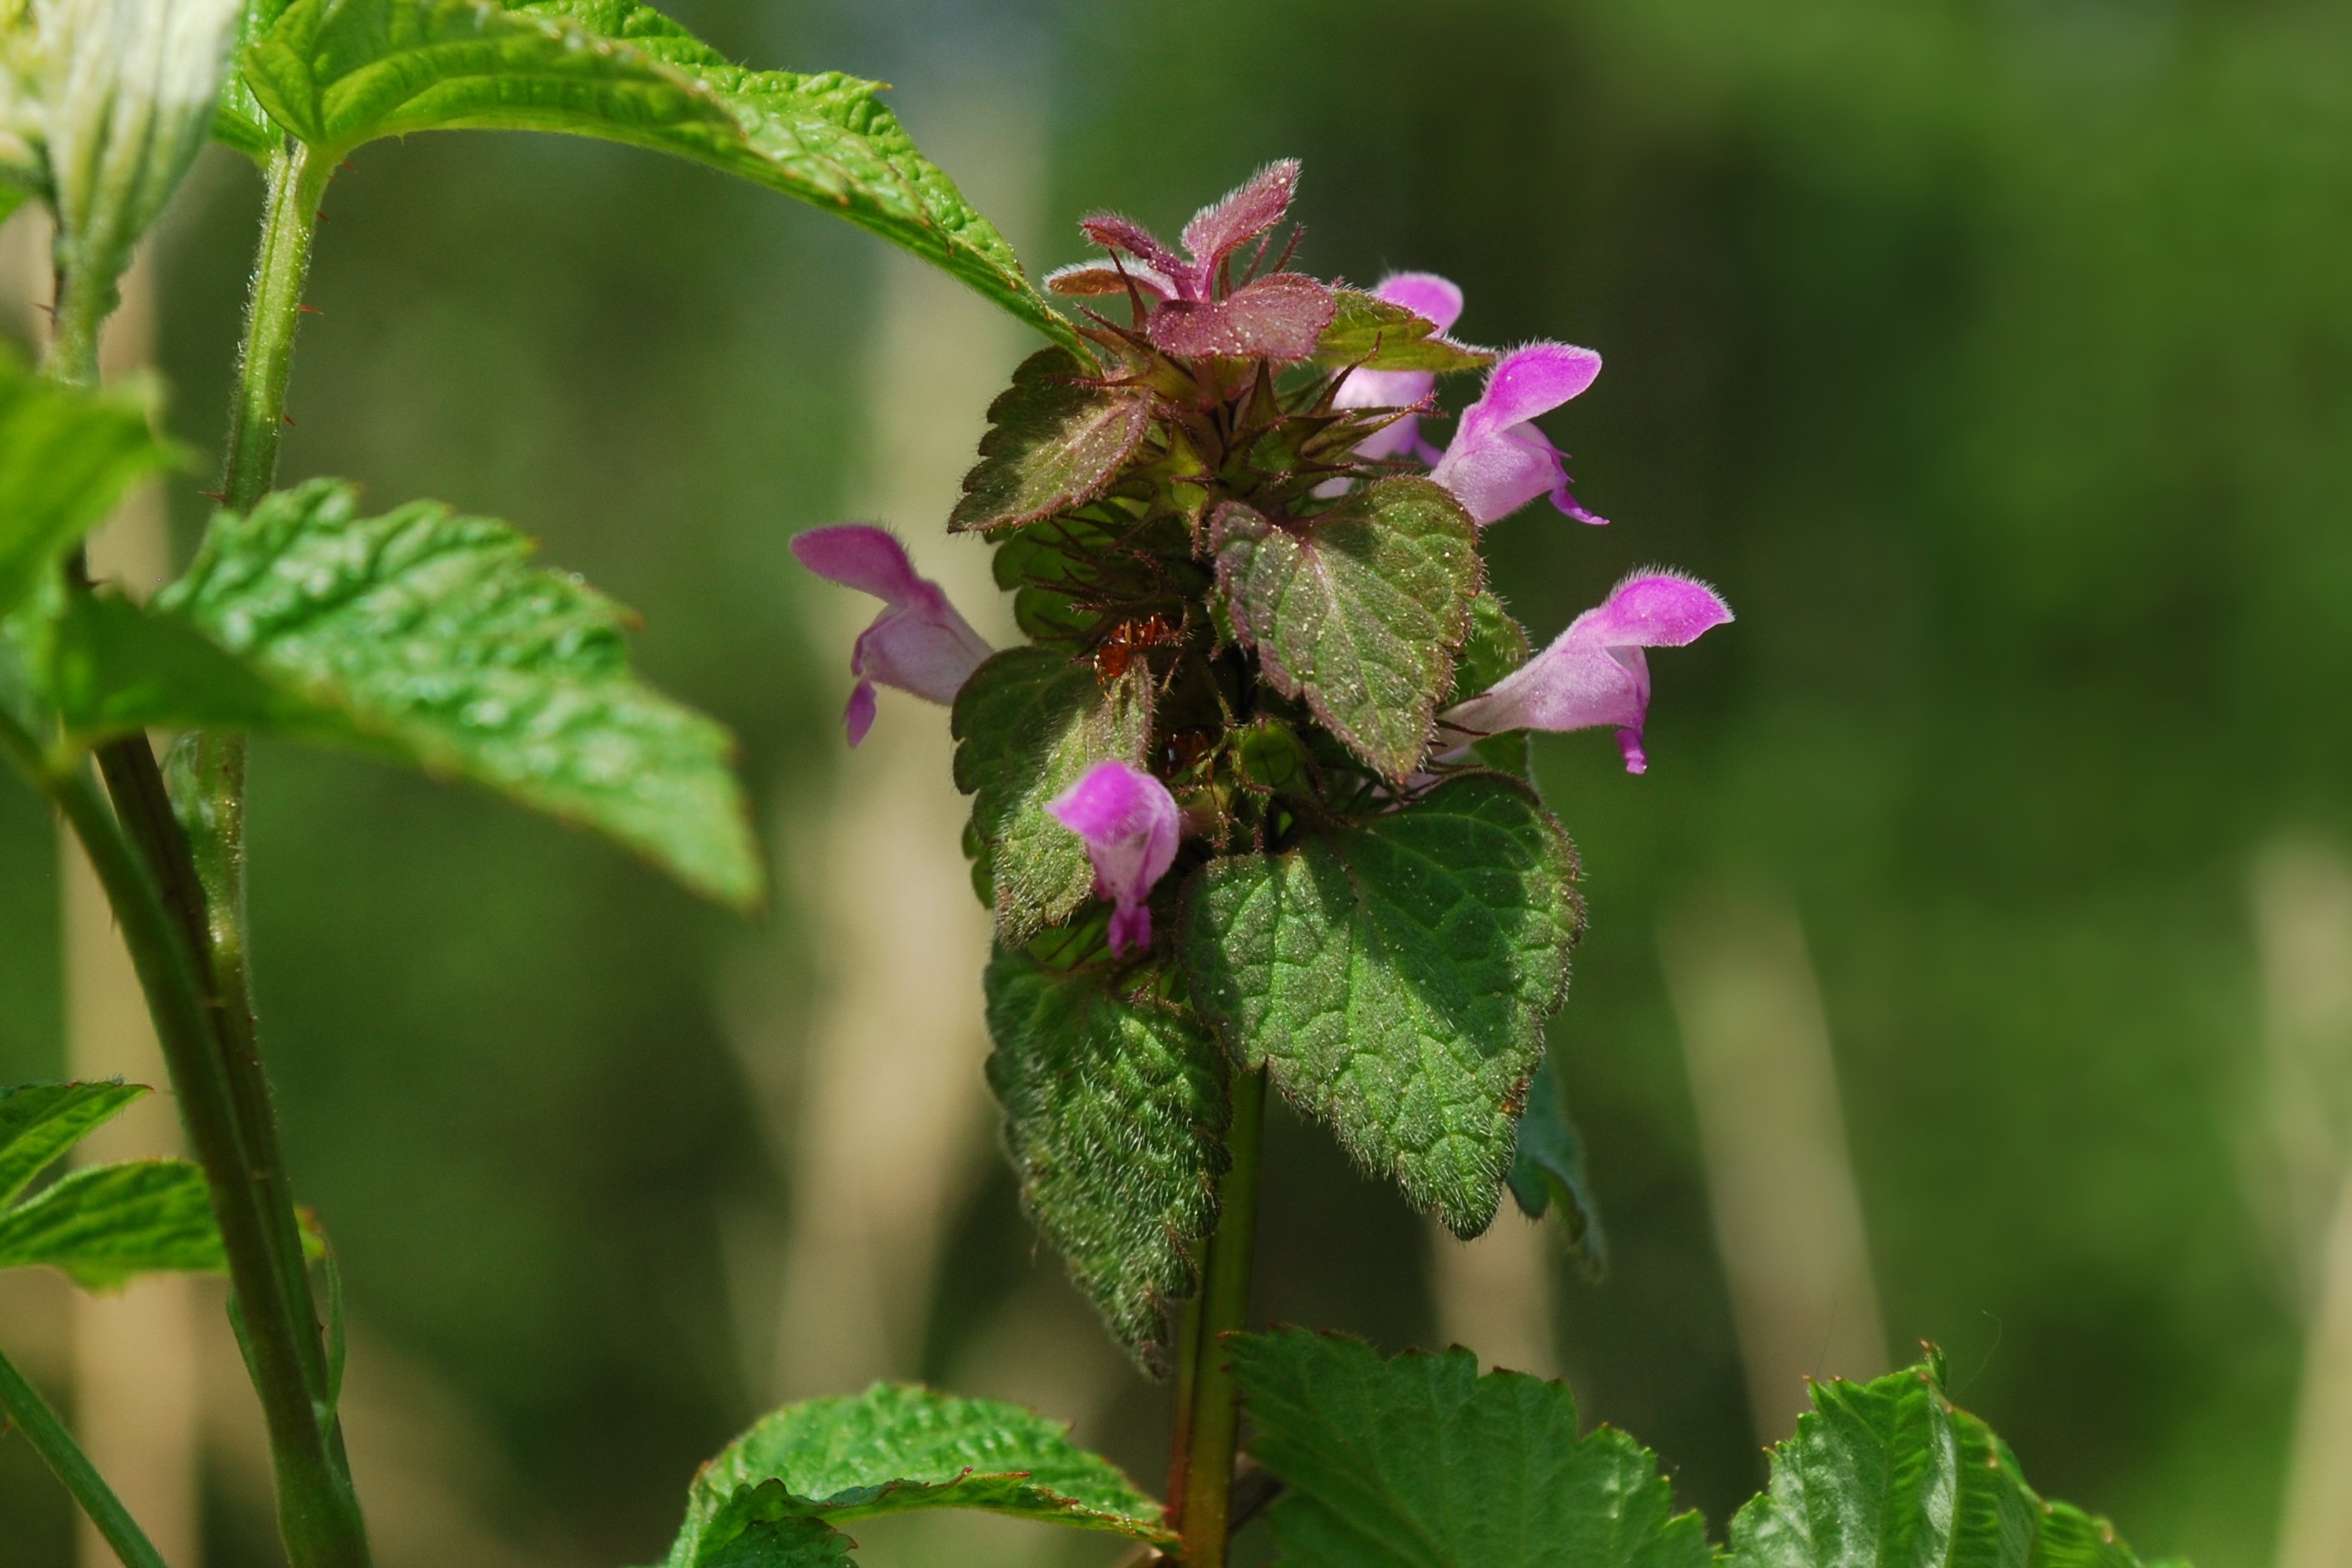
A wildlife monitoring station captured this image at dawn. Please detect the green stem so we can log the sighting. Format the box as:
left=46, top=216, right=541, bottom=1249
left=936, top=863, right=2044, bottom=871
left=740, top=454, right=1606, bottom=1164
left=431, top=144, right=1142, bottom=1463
left=33, top=137, right=366, bottom=1565
left=1175, top=1065, right=1267, bottom=1567
left=222, top=141, right=326, bottom=512
left=0, top=715, right=367, bottom=1566
left=40, top=264, right=111, bottom=391
left=0, top=1343, right=169, bottom=1568
left=198, top=124, right=344, bottom=1419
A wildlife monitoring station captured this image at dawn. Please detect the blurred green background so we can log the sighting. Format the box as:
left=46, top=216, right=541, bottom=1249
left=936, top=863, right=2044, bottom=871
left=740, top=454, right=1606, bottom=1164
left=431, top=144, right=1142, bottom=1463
left=6, top=0, right=2352, bottom=1564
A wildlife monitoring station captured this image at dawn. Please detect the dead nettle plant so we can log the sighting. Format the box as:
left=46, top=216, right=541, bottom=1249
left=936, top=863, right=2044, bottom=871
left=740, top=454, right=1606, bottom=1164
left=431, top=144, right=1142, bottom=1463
left=0, top=3, right=2180, bottom=1565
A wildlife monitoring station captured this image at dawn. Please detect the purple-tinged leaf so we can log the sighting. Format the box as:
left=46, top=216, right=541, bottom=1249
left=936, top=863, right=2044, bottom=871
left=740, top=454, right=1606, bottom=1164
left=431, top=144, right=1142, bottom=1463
left=1148, top=274, right=1336, bottom=362
left=951, top=348, right=1155, bottom=532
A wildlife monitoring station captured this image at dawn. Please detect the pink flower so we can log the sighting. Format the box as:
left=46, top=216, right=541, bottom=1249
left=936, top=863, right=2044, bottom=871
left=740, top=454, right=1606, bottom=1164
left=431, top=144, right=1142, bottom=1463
left=1050, top=161, right=1336, bottom=362
left=1332, top=271, right=1465, bottom=461
left=1047, top=759, right=1181, bottom=956
left=1428, top=342, right=1606, bottom=526
left=790, top=525, right=992, bottom=746
left=1442, top=571, right=1732, bottom=774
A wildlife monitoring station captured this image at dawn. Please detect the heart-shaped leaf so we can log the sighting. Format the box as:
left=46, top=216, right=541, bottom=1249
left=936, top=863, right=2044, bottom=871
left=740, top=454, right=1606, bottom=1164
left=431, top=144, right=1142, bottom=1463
left=1184, top=774, right=1580, bottom=1233
left=952, top=648, right=1151, bottom=942
left=984, top=947, right=1228, bottom=1374
left=950, top=348, right=1153, bottom=532
left=1216, top=476, right=1480, bottom=782
left=1231, top=1329, right=1708, bottom=1568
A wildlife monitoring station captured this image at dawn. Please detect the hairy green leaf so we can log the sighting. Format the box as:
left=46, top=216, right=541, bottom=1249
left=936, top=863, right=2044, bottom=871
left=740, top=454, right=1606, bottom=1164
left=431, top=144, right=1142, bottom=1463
left=1184, top=774, right=1580, bottom=1233
left=1725, top=1360, right=2163, bottom=1568
left=664, top=1383, right=1173, bottom=1565
left=0, top=1159, right=225, bottom=1288
left=983, top=947, right=1228, bottom=1374
left=0, top=360, right=178, bottom=618
left=1215, top=477, right=1480, bottom=782
left=1507, top=1053, right=1606, bottom=1276
left=239, top=0, right=1076, bottom=350
left=952, top=648, right=1150, bottom=943
left=54, top=480, right=760, bottom=908
left=951, top=348, right=1153, bottom=532
left=1314, top=290, right=1495, bottom=375
left=0, top=1081, right=145, bottom=1205
left=1231, top=1329, right=1708, bottom=1568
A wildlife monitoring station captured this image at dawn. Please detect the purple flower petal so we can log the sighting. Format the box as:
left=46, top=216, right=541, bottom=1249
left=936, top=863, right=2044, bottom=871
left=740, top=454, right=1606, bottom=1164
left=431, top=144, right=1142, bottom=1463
left=1429, top=343, right=1607, bottom=526
left=1180, top=159, right=1301, bottom=277
left=1047, top=759, right=1181, bottom=956
left=1441, top=570, right=1730, bottom=771
left=1148, top=273, right=1335, bottom=361
left=792, top=525, right=993, bottom=744
left=1372, top=270, right=1464, bottom=334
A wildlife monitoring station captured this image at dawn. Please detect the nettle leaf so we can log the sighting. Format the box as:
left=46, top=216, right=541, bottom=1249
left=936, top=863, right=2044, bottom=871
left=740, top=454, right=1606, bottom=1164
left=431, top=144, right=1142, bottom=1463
left=1314, top=290, right=1495, bottom=375
left=0, top=360, right=179, bottom=618
left=950, top=348, right=1153, bottom=532
left=684, top=1497, right=852, bottom=1568
left=1231, top=1329, right=1708, bottom=1568
left=952, top=648, right=1150, bottom=943
left=1184, top=774, right=1581, bottom=1233
left=1215, top=476, right=1480, bottom=783
left=0, top=1160, right=225, bottom=1288
left=0, top=1082, right=231, bottom=1289
left=1507, top=1053, right=1606, bottom=1277
left=983, top=946, right=1228, bottom=1374
left=1725, top=1360, right=2163, bottom=1568
left=0, top=1081, right=146, bottom=1203
left=240, top=0, right=1075, bottom=350
left=664, top=1383, right=1173, bottom=1565
left=53, top=480, right=760, bottom=909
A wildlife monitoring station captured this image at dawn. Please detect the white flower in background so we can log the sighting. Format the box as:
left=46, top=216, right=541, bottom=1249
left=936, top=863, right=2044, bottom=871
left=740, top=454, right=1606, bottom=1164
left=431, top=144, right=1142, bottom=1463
left=1, top=0, right=244, bottom=296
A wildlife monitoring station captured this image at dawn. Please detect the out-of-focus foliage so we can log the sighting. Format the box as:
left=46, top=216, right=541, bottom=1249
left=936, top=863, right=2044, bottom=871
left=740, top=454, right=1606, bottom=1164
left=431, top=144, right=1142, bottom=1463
left=2, top=0, right=2344, bottom=1563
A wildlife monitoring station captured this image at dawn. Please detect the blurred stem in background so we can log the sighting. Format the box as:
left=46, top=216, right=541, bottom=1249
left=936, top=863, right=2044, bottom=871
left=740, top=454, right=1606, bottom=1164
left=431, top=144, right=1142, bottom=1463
left=1427, top=1213, right=1557, bottom=1377
left=1663, top=892, right=1887, bottom=1442
left=0, top=1346, right=168, bottom=1568
left=2250, top=840, right=2352, bottom=1568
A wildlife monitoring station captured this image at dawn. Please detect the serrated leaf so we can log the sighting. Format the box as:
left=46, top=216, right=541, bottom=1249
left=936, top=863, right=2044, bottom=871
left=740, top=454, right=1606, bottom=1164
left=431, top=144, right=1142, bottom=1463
left=952, top=648, right=1150, bottom=943
left=0, top=1081, right=146, bottom=1205
left=664, top=1383, right=1173, bottom=1566
left=1506, top=1053, right=1606, bottom=1276
left=950, top=348, right=1153, bottom=532
left=0, top=359, right=179, bottom=618
left=983, top=946, right=1228, bottom=1374
left=1724, top=1361, right=2161, bottom=1568
left=1313, top=289, right=1495, bottom=375
left=239, top=0, right=1076, bottom=350
left=1230, top=1328, right=1708, bottom=1568
left=1184, top=774, right=1581, bottom=1233
left=53, top=479, right=760, bottom=909
left=1216, top=476, right=1480, bottom=782
left=0, top=1159, right=226, bottom=1288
